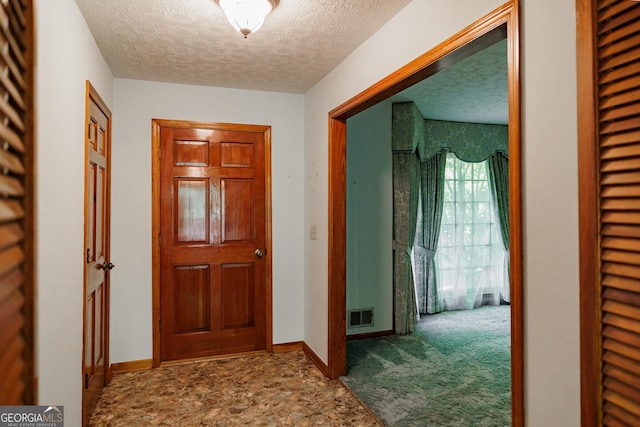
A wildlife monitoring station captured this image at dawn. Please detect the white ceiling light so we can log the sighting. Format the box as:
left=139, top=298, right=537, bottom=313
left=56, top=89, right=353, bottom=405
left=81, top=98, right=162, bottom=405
left=215, top=0, right=279, bottom=38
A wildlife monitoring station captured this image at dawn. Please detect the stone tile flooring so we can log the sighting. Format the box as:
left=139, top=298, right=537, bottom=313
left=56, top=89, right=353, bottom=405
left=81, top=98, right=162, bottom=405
left=90, top=351, right=380, bottom=426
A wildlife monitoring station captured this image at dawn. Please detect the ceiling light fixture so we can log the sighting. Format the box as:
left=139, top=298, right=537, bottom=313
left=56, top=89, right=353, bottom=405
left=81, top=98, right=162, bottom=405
left=214, top=0, right=279, bottom=38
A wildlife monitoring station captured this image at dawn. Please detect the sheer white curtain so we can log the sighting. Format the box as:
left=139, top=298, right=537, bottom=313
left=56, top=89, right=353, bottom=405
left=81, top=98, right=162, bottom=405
left=435, top=153, right=508, bottom=310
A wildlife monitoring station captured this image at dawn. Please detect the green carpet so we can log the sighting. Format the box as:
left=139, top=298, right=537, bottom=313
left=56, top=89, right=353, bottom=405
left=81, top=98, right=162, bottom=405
left=341, top=305, right=511, bottom=426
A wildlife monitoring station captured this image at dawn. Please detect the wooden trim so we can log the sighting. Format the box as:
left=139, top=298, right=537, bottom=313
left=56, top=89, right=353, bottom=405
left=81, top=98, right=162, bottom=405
left=327, top=116, right=347, bottom=380
left=110, top=359, right=153, bottom=374
left=273, top=341, right=303, bottom=352
left=159, top=350, right=267, bottom=367
left=576, top=1, right=601, bottom=425
left=151, top=119, right=270, bottom=133
left=505, top=5, right=523, bottom=425
left=329, top=4, right=511, bottom=121
left=151, top=119, right=273, bottom=366
left=151, top=119, right=161, bottom=367
left=327, top=2, right=523, bottom=427
left=21, top=0, right=35, bottom=404
left=302, top=342, right=329, bottom=377
left=264, top=126, right=273, bottom=353
left=347, top=330, right=394, bottom=341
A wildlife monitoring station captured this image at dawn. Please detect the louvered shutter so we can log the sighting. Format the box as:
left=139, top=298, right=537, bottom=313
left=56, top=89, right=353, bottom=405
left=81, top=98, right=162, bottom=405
left=0, top=0, right=33, bottom=405
left=597, top=0, right=640, bottom=424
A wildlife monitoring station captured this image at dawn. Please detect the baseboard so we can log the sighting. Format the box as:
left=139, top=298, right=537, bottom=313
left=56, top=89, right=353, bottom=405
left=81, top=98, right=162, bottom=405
left=347, top=329, right=394, bottom=341
left=273, top=341, right=303, bottom=352
left=121, top=346, right=296, bottom=371
left=160, top=350, right=267, bottom=367
left=111, top=359, right=153, bottom=373
left=110, top=342, right=313, bottom=373
left=302, top=342, right=329, bottom=377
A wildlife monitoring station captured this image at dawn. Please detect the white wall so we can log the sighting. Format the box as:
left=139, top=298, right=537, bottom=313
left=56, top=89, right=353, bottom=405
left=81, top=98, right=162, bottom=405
left=34, top=0, right=581, bottom=425
left=110, top=79, right=305, bottom=363
left=304, top=0, right=580, bottom=426
left=346, top=102, right=393, bottom=335
left=35, top=0, right=114, bottom=423
left=521, top=0, right=580, bottom=424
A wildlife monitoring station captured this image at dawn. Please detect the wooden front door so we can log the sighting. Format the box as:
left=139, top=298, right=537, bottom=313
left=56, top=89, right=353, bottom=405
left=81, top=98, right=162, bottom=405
left=157, top=121, right=269, bottom=362
left=83, top=83, right=112, bottom=425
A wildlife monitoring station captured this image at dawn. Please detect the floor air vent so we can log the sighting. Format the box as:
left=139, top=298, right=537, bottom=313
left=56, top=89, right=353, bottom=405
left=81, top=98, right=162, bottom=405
left=348, top=308, right=374, bottom=328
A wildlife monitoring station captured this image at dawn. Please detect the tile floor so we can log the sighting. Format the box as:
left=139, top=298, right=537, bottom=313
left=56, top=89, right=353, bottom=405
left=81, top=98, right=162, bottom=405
left=90, top=351, right=380, bottom=426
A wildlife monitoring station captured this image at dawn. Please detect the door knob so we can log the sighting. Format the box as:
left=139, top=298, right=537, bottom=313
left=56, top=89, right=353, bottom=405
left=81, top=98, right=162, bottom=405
left=99, top=261, right=115, bottom=270
left=255, top=249, right=263, bottom=257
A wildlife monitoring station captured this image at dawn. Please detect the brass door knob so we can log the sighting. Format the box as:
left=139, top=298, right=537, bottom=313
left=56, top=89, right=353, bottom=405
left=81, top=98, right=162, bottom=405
left=255, top=249, right=263, bottom=257
left=99, top=261, right=115, bottom=270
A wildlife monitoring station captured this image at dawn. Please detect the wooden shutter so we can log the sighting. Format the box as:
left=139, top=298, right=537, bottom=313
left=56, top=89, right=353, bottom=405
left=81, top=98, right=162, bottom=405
left=580, top=0, right=640, bottom=425
left=0, top=0, right=34, bottom=405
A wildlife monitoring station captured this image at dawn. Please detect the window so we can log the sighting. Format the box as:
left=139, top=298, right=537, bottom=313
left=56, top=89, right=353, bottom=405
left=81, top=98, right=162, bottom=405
left=435, top=153, right=508, bottom=310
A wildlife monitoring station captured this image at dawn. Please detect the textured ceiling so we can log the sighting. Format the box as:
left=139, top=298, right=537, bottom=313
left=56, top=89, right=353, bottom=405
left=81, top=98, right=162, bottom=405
left=74, top=0, right=412, bottom=93
left=75, top=0, right=507, bottom=124
left=392, top=39, right=508, bottom=125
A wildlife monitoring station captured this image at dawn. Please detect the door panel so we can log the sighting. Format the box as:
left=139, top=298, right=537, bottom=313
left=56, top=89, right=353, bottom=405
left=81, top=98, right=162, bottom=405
left=175, top=179, right=209, bottom=243
left=221, top=263, right=255, bottom=329
left=222, top=179, right=254, bottom=242
left=174, top=265, right=211, bottom=333
left=221, top=142, right=254, bottom=167
left=83, top=83, right=112, bottom=425
left=159, top=125, right=267, bottom=362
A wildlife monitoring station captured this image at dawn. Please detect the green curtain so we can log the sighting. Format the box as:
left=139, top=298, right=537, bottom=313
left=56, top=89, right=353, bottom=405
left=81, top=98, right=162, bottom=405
left=488, top=152, right=510, bottom=252
left=488, top=152, right=510, bottom=303
left=414, top=150, right=447, bottom=314
left=392, top=152, right=420, bottom=334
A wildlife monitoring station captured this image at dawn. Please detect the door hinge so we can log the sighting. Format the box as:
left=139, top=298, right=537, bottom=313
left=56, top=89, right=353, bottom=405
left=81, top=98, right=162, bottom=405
left=158, top=232, right=162, bottom=246
left=84, top=373, right=89, bottom=388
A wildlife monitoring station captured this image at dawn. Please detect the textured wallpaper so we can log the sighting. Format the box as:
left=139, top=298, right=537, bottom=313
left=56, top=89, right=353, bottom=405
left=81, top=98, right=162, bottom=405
left=392, top=102, right=424, bottom=153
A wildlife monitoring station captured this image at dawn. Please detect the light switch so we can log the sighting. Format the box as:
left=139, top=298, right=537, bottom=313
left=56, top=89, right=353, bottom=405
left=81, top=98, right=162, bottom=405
left=310, top=225, right=317, bottom=240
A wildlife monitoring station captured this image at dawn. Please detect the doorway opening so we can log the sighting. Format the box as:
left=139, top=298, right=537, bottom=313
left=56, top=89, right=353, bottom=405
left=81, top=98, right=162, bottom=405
left=327, top=2, right=522, bottom=426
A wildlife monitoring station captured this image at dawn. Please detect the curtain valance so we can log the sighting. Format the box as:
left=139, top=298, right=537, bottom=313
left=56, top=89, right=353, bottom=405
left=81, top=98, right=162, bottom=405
left=423, top=119, right=508, bottom=162
left=392, top=102, right=508, bottom=160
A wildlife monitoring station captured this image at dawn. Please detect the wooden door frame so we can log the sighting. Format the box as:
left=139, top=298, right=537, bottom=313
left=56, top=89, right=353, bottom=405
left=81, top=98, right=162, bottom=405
left=576, top=0, right=600, bottom=425
left=82, top=81, right=113, bottom=410
left=151, top=119, right=273, bottom=366
left=326, top=1, right=523, bottom=425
